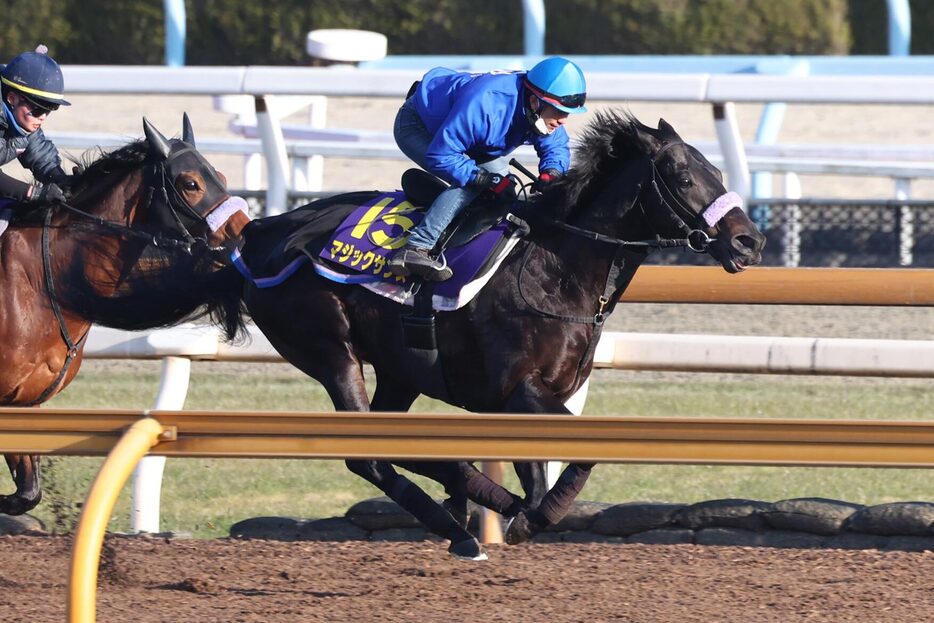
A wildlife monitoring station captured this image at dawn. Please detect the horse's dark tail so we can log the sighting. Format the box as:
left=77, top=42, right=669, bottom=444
left=60, top=243, right=249, bottom=342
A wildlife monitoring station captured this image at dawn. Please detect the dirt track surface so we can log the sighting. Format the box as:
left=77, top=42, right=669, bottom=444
left=2, top=535, right=932, bottom=623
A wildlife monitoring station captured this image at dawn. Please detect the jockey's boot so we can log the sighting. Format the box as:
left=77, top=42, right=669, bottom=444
left=388, top=246, right=453, bottom=281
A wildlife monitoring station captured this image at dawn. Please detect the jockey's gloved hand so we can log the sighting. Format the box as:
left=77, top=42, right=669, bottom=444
left=31, top=181, right=65, bottom=203
left=471, top=169, right=517, bottom=204
left=534, top=169, right=563, bottom=192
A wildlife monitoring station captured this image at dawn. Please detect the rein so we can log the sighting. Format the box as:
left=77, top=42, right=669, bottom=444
left=51, top=199, right=204, bottom=253
left=514, top=140, right=731, bottom=327
left=26, top=207, right=90, bottom=406
left=26, top=161, right=214, bottom=404
left=542, top=217, right=710, bottom=252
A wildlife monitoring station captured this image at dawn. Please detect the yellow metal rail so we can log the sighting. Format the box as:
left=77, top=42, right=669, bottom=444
left=2, top=407, right=933, bottom=468
left=623, top=266, right=934, bottom=305
left=0, top=406, right=930, bottom=622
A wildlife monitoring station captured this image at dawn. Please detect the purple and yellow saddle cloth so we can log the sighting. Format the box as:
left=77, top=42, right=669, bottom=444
left=314, top=192, right=522, bottom=310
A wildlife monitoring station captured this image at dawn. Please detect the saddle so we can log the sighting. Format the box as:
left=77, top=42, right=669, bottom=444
left=400, top=168, right=511, bottom=250
left=231, top=172, right=530, bottom=402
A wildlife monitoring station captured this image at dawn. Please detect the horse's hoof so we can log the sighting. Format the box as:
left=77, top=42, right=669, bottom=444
left=448, top=537, right=487, bottom=561
left=504, top=511, right=543, bottom=545
left=0, top=494, right=36, bottom=516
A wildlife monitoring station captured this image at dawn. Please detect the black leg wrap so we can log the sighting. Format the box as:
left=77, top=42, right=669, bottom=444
left=536, top=463, right=594, bottom=525
left=461, top=463, right=523, bottom=516
left=390, top=475, right=466, bottom=542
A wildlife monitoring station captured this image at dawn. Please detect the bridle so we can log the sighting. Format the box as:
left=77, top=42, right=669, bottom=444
left=513, top=139, right=743, bottom=391
left=27, top=147, right=222, bottom=406
left=641, top=140, right=743, bottom=253
left=517, top=140, right=742, bottom=326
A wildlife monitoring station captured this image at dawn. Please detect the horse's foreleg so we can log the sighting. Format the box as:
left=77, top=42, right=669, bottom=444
left=502, top=376, right=595, bottom=544
left=345, top=459, right=487, bottom=560
left=504, top=462, right=595, bottom=545
left=512, top=462, right=548, bottom=507
left=456, top=462, right=524, bottom=517
left=0, top=454, right=41, bottom=515
left=505, top=378, right=573, bottom=505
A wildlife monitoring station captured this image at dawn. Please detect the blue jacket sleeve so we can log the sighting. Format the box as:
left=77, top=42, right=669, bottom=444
left=533, top=127, right=571, bottom=174
left=18, top=130, right=67, bottom=184
left=422, top=90, right=501, bottom=188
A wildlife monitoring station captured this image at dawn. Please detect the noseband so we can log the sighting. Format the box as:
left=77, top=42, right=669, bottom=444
left=645, top=141, right=745, bottom=252
left=147, top=144, right=229, bottom=246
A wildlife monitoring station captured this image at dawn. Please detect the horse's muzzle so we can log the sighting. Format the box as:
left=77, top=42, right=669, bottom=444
left=722, top=231, right=766, bottom=272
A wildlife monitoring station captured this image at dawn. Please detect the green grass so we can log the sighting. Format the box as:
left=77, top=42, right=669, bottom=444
left=15, top=362, right=934, bottom=538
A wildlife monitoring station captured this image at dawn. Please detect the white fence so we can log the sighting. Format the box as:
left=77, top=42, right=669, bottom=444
left=54, top=65, right=934, bottom=214
left=81, top=323, right=934, bottom=534
left=85, top=324, right=934, bottom=378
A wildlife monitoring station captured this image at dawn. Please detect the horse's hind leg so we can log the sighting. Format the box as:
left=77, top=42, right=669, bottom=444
left=372, top=387, right=477, bottom=531
left=0, top=454, right=41, bottom=515
left=345, top=459, right=487, bottom=560
left=394, top=461, right=471, bottom=528
left=355, top=382, right=486, bottom=559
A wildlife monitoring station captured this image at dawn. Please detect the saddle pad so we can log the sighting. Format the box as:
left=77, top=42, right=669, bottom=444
left=319, top=192, right=420, bottom=281
left=316, top=191, right=522, bottom=309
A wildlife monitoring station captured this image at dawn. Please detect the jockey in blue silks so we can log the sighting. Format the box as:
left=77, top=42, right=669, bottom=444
left=389, top=56, right=588, bottom=281
left=0, top=45, right=71, bottom=234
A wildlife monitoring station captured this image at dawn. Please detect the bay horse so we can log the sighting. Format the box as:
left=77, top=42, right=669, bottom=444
left=69, top=111, right=765, bottom=559
left=0, top=115, right=239, bottom=516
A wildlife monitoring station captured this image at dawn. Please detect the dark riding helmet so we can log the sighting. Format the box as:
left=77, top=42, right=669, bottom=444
left=1, top=45, right=70, bottom=110
left=523, top=57, right=587, bottom=114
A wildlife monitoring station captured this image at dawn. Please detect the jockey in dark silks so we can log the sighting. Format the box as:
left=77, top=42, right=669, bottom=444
left=0, top=45, right=71, bottom=234
left=389, top=56, right=588, bottom=282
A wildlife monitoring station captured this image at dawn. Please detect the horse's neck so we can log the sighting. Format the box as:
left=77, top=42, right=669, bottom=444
left=54, top=169, right=148, bottom=288
left=74, top=169, right=145, bottom=226
left=535, top=164, right=654, bottom=301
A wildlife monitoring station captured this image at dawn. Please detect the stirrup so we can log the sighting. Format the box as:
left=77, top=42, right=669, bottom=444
left=418, top=253, right=452, bottom=282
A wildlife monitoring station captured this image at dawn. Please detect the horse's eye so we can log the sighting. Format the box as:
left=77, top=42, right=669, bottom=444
left=678, top=176, right=692, bottom=189
left=182, top=180, right=199, bottom=192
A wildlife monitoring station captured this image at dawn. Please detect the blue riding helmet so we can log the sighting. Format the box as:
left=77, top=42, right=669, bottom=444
left=0, top=45, right=70, bottom=109
left=524, top=57, right=587, bottom=114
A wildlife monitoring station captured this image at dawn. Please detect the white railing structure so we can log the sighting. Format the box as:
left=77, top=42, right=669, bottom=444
left=58, top=64, right=934, bottom=214
left=81, top=321, right=934, bottom=534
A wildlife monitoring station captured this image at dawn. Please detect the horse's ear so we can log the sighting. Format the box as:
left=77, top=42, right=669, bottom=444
left=657, top=118, right=681, bottom=142
left=182, top=113, right=195, bottom=146
left=626, top=118, right=662, bottom=156
left=143, top=117, right=172, bottom=160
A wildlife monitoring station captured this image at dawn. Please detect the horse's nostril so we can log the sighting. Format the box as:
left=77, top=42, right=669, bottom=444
left=733, top=234, right=763, bottom=254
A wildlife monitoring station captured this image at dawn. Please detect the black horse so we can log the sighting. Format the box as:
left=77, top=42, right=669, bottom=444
left=69, top=111, right=765, bottom=559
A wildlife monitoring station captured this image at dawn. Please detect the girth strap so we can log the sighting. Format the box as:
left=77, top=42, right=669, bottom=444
left=400, top=284, right=453, bottom=403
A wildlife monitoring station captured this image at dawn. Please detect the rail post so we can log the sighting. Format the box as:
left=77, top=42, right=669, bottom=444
left=131, top=356, right=191, bottom=534
left=68, top=417, right=169, bottom=623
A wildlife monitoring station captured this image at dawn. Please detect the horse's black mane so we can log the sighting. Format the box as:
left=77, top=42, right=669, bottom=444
left=539, top=110, right=668, bottom=219
left=68, top=139, right=153, bottom=197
